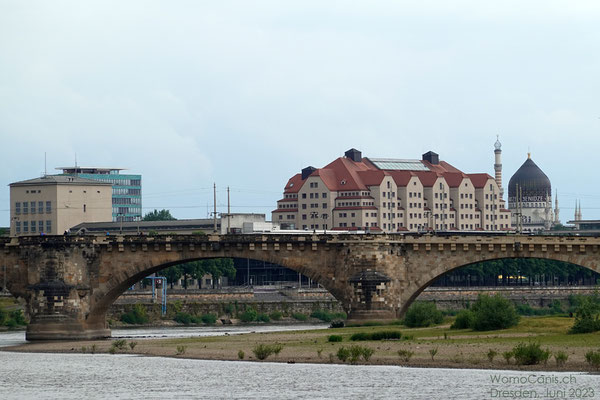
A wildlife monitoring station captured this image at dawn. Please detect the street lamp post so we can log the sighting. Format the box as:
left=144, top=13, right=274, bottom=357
left=310, top=212, right=319, bottom=233
left=322, top=214, right=328, bottom=234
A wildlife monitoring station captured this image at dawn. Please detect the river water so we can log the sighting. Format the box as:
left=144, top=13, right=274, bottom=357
left=1, top=327, right=598, bottom=399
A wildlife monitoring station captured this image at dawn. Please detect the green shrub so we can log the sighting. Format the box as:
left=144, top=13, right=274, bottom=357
left=291, top=312, right=308, bottom=321
left=336, top=346, right=350, bottom=362
left=487, top=349, right=498, bottom=363
left=397, top=349, right=414, bottom=362
left=224, top=303, right=235, bottom=315
left=176, top=345, right=186, bottom=355
left=451, top=310, right=474, bottom=330
left=503, top=351, right=513, bottom=364
left=512, top=342, right=551, bottom=366
left=129, top=341, right=137, bottom=350
left=360, top=346, right=375, bottom=362
left=555, top=351, right=568, bottom=367
left=111, top=339, right=128, bottom=351
left=174, top=312, right=201, bottom=325
left=348, top=345, right=363, bottom=364
left=310, top=309, right=347, bottom=322
left=269, top=311, right=283, bottom=321
left=429, top=348, right=438, bottom=361
left=569, top=296, right=600, bottom=334
left=516, top=301, right=564, bottom=316
left=471, top=294, right=519, bottom=331
left=328, top=335, right=343, bottom=342
left=201, top=314, right=217, bottom=325
left=349, top=332, right=370, bottom=341
left=350, top=331, right=402, bottom=341
left=239, top=308, right=258, bottom=323
left=585, top=350, right=600, bottom=369
left=253, top=344, right=283, bottom=360
left=238, top=350, right=245, bottom=360
left=121, top=304, right=150, bottom=325
left=256, top=313, right=270, bottom=323
left=403, top=302, right=443, bottom=328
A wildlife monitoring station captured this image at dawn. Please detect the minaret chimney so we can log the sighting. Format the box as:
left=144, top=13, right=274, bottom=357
left=493, top=136, right=504, bottom=200
left=578, top=201, right=583, bottom=221
left=554, top=189, right=560, bottom=224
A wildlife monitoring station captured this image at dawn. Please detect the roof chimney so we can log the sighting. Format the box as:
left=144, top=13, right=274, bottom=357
left=301, top=166, right=317, bottom=180
left=344, top=148, right=362, bottom=162
left=422, top=151, right=439, bottom=165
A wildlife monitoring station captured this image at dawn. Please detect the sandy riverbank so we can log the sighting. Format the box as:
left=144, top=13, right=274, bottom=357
left=3, top=317, right=600, bottom=373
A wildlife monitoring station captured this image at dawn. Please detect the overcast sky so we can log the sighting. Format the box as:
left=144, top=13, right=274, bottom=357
left=1, top=1, right=599, bottom=224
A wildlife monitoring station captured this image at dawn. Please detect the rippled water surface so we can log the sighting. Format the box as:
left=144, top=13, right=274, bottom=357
left=1, top=329, right=598, bottom=399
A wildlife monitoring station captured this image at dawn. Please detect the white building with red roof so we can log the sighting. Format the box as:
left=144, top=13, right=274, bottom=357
left=273, top=148, right=511, bottom=233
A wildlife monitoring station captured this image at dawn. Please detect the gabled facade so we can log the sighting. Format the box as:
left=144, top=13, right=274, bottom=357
left=273, top=149, right=511, bottom=233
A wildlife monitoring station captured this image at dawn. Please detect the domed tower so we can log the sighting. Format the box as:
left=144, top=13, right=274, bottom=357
left=508, top=153, right=553, bottom=232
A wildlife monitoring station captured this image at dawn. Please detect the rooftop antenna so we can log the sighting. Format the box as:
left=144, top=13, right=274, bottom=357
left=44, top=152, right=47, bottom=177
left=75, top=153, right=78, bottom=177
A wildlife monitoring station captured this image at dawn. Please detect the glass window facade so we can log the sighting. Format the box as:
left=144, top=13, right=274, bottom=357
left=60, top=169, right=142, bottom=222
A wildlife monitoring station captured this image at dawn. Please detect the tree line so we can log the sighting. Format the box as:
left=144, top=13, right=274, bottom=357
left=161, top=259, right=236, bottom=289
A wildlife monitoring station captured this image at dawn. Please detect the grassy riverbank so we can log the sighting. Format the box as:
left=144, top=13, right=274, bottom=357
left=5, top=316, right=600, bottom=372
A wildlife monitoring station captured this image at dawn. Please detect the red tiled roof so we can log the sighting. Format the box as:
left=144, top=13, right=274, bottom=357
left=356, top=170, right=386, bottom=187
left=443, top=172, right=467, bottom=188
left=467, top=173, right=494, bottom=188
left=281, top=152, right=486, bottom=196
left=283, top=174, right=305, bottom=194
left=414, top=171, right=442, bottom=187
left=388, top=170, right=416, bottom=186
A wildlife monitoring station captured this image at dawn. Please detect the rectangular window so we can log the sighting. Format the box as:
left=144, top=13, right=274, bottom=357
left=23, top=202, right=28, bottom=214
left=15, top=202, right=21, bottom=214
left=39, top=221, right=44, bottom=232
left=46, top=201, right=52, bottom=213
left=322, top=193, right=327, bottom=198
left=38, top=201, right=43, bottom=213
left=322, top=203, right=327, bottom=209
left=31, top=221, right=36, bottom=233
left=30, top=201, right=36, bottom=214
left=23, top=221, right=28, bottom=233
left=46, top=220, right=51, bottom=233
left=302, top=193, right=306, bottom=199
left=15, top=221, right=21, bottom=233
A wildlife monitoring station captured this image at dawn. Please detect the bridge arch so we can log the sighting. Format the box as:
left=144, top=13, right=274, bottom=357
left=88, top=253, right=345, bottom=328
left=400, top=250, right=600, bottom=316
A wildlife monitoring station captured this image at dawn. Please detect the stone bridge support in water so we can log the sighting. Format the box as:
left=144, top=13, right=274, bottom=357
left=1, top=233, right=600, bottom=340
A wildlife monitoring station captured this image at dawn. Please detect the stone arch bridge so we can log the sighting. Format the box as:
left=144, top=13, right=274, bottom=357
left=1, top=233, right=599, bottom=341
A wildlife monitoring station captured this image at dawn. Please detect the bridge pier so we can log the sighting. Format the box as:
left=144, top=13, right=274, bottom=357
left=27, top=315, right=110, bottom=341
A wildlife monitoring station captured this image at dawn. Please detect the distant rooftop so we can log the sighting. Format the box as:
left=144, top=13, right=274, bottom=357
left=10, top=175, right=113, bottom=186
left=366, top=158, right=430, bottom=171
left=57, top=167, right=128, bottom=175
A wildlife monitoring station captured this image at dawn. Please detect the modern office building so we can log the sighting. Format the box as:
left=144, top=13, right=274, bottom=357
left=273, top=148, right=511, bottom=232
left=9, top=175, right=112, bottom=236
left=58, top=167, right=142, bottom=222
